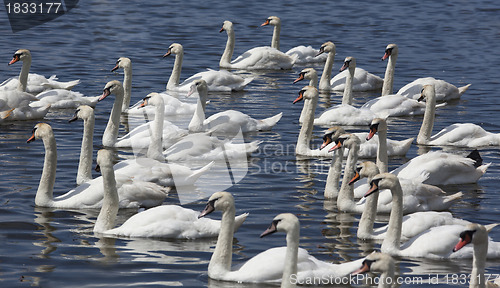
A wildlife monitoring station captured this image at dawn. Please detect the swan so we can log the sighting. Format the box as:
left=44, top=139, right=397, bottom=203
left=364, top=173, right=500, bottom=259
left=313, top=57, right=377, bottom=126
left=94, top=149, right=248, bottom=239
left=219, top=20, right=295, bottom=70
left=68, top=105, right=95, bottom=185
left=381, top=43, right=471, bottom=101
left=453, top=223, right=500, bottom=288
left=261, top=16, right=327, bottom=64
left=163, top=43, right=253, bottom=92
left=27, top=123, right=169, bottom=209
left=416, top=84, right=500, bottom=147
left=187, top=79, right=282, bottom=134
left=99, top=80, right=124, bottom=147
left=0, top=89, right=39, bottom=117
left=351, top=252, right=395, bottom=288
left=198, top=193, right=364, bottom=284
left=0, top=101, right=50, bottom=121
left=111, top=57, right=133, bottom=112
left=360, top=92, right=441, bottom=117
left=352, top=161, right=466, bottom=240
left=35, top=89, right=99, bottom=109
left=315, top=42, right=383, bottom=92
left=2, top=49, right=80, bottom=94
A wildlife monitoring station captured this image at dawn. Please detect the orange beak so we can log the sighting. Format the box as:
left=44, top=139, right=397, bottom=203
left=328, top=141, right=342, bottom=152
left=364, top=182, right=379, bottom=198
left=293, top=73, right=304, bottom=84
left=381, top=51, right=390, bottom=61
left=111, top=64, right=119, bottom=72
left=351, top=261, right=370, bottom=275
left=293, top=91, right=304, bottom=104
left=27, top=134, right=36, bottom=143
left=348, top=171, right=360, bottom=185
left=98, top=88, right=111, bottom=102
left=320, top=137, right=332, bottom=150
left=261, top=19, right=270, bottom=26
left=453, top=233, right=472, bottom=252
left=339, top=61, right=349, bottom=72
left=140, top=98, right=148, bottom=108
left=367, top=127, right=377, bottom=141
left=8, top=55, right=19, bottom=65
left=163, top=49, right=172, bottom=58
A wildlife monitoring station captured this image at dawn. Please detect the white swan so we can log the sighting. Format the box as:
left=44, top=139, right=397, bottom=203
left=163, top=43, right=253, bottom=92
left=417, top=84, right=500, bottom=147
left=111, top=57, right=133, bottom=112
left=351, top=252, right=395, bottom=288
left=315, top=42, right=383, bottom=92
left=198, top=193, right=364, bottom=284
left=2, top=49, right=80, bottom=94
left=453, top=223, right=500, bottom=288
left=381, top=43, right=471, bottom=101
left=27, top=123, right=169, bottom=209
left=187, top=79, right=282, bottom=134
left=219, top=20, right=295, bottom=70
left=364, top=173, right=500, bottom=259
left=0, top=101, right=50, bottom=122
left=35, top=89, right=99, bottom=109
left=68, top=105, right=95, bottom=185
left=314, top=57, right=377, bottom=126
left=94, top=149, right=248, bottom=239
left=99, top=80, right=124, bottom=147
left=0, top=89, right=39, bottom=117
left=261, top=16, right=327, bottom=64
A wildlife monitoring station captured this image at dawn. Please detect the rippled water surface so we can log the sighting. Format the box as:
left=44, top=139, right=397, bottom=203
left=1, top=0, right=500, bottom=287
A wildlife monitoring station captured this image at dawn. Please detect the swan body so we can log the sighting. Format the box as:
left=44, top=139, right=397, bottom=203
left=219, top=21, right=295, bottom=70
left=127, top=92, right=196, bottom=116
left=94, top=150, right=248, bottom=239
left=199, top=194, right=364, bottom=284
left=188, top=79, right=282, bottom=134
left=0, top=101, right=50, bottom=121
left=316, top=42, right=382, bottom=91
left=35, top=89, right=99, bottom=109
left=27, top=123, right=169, bottom=209
left=417, top=85, right=500, bottom=147
left=361, top=94, right=434, bottom=117
left=3, top=49, right=80, bottom=94
left=164, top=43, right=253, bottom=92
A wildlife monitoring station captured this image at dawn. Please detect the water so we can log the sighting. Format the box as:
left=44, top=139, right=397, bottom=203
left=1, top=0, right=500, bottom=287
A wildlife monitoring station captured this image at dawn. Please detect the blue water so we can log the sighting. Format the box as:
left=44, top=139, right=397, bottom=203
left=1, top=0, right=500, bottom=287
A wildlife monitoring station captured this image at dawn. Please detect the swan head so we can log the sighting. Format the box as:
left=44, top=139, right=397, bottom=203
left=328, top=133, right=360, bottom=152
left=111, top=57, right=131, bottom=72
left=320, top=126, right=345, bottom=150
left=382, top=43, right=398, bottom=61
left=365, top=173, right=399, bottom=198
left=220, top=20, right=233, bottom=33
left=27, top=123, right=52, bottom=143
left=349, top=161, right=379, bottom=185
left=453, top=223, right=499, bottom=252
left=260, top=213, right=299, bottom=238
left=187, top=79, right=208, bottom=101
left=163, top=43, right=183, bottom=58
left=261, top=16, right=281, bottom=27
left=293, top=85, right=317, bottom=104
left=352, top=251, right=394, bottom=276
left=293, top=68, right=317, bottom=84
left=316, top=41, right=335, bottom=57
left=418, top=84, right=435, bottom=102
left=95, top=149, right=114, bottom=173
left=139, top=93, right=163, bottom=108
left=339, top=56, right=356, bottom=73
left=198, top=191, right=234, bottom=218
left=69, top=105, right=94, bottom=123
left=367, top=118, right=387, bottom=140
left=99, top=80, right=123, bottom=102
left=9, top=49, right=31, bottom=65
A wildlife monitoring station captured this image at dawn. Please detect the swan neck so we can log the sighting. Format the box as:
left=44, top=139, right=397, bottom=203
left=295, top=96, right=317, bottom=155
left=94, top=161, right=119, bottom=234
left=324, top=147, right=343, bottom=198
left=376, top=128, right=389, bottom=173
left=379, top=269, right=395, bottom=288
left=220, top=27, right=234, bottom=68
left=381, top=180, right=403, bottom=254
left=470, top=237, right=488, bottom=288
left=18, top=58, right=31, bottom=92
left=337, top=143, right=358, bottom=211
left=35, top=134, right=57, bottom=207
left=147, top=101, right=165, bottom=162
left=357, top=178, right=379, bottom=238
left=382, top=54, right=397, bottom=96
left=282, top=224, right=299, bottom=288
left=417, top=93, right=436, bottom=144
left=102, top=89, right=124, bottom=147
left=76, top=115, right=95, bottom=185
left=122, top=65, right=132, bottom=112
left=167, top=52, right=183, bottom=90
left=271, top=24, right=280, bottom=50
left=342, top=67, right=354, bottom=105
left=208, top=205, right=235, bottom=277
left=188, top=92, right=207, bottom=132
left=319, top=51, right=334, bottom=91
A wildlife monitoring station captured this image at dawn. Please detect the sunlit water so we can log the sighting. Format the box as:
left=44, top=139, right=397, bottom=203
left=1, top=0, right=500, bottom=287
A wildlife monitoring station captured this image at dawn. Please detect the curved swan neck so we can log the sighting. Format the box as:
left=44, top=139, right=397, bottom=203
left=18, top=57, right=31, bottom=92
left=342, top=65, right=354, bottom=105
left=122, top=65, right=132, bottom=112
left=208, top=205, right=236, bottom=277
left=382, top=53, right=397, bottom=96
left=337, top=142, right=359, bottom=211
left=77, top=114, right=95, bottom=185
left=167, top=50, right=183, bottom=90
left=94, top=159, right=119, bottom=234
left=102, top=88, right=124, bottom=147
left=220, top=26, right=235, bottom=68
left=381, top=179, right=403, bottom=254
left=271, top=24, right=281, bottom=50
left=282, top=224, right=299, bottom=288
left=147, top=99, right=165, bottom=162
left=295, top=93, right=318, bottom=155
left=417, top=88, right=436, bottom=144
left=358, top=175, right=380, bottom=238
left=324, top=147, right=343, bottom=198
left=36, top=133, right=57, bottom=207
left=319, top=50, right=335, bottom=91
left=377, top=126, right=389, bottom=173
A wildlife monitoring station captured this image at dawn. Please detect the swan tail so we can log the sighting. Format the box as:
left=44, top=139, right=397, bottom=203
left=435, top=102, right=447, bottom=108
left=458, top=84, right=472, bottom=96
left=485, top=223, right=500, bottom=233
left=186, top=161, right=215, bottom=184
left=42, top=79, right=81, bottom=90
left=1, top=108, right=15, bottom=119
left=245, top=140, right=262, bottom=154
left=398, top=137, right=414, bottom=156
left=240, top=77, right=254, bottom=89
left=258, top=112, right=283, bottom=130
left=443, top=191, right=464, bottom=204
left=233, top=212, right=249, bottom=232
